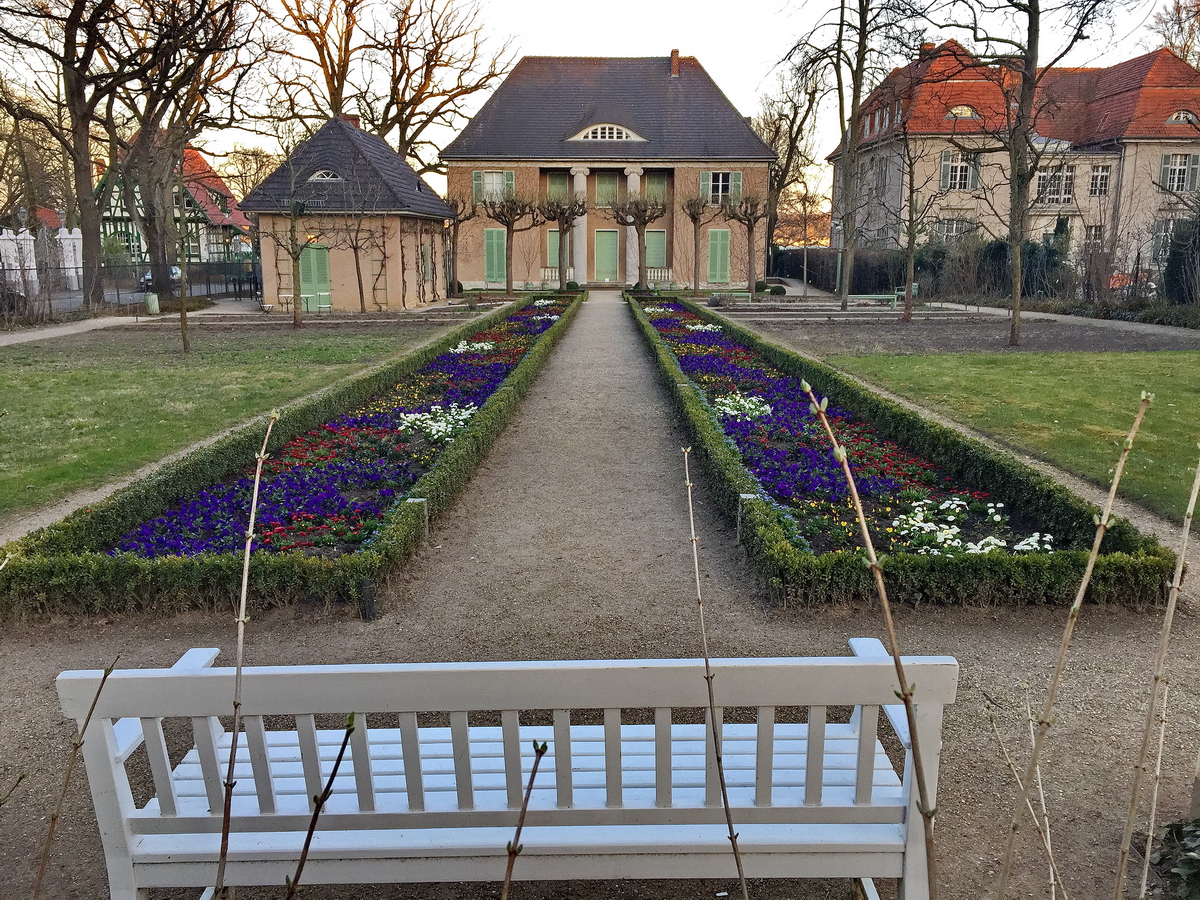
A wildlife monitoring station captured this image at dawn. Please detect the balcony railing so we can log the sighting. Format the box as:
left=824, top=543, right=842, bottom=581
left=647, top=267, right=673, bottom=285
left=541, top=266, right=575, bottom=282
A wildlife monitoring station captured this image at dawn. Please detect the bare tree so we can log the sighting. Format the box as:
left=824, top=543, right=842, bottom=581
left=217, top=144, right=283, bottom=198
left=536, top=195, right=586, bottom=291
left=679, top=194, right=720, bottom=295
left=753, top=59, right=822, bottom=277
left=480, top=195, right=543, bottom=297
left=608, top=195, right=666, bottom=290
left=1148, top=0, right=1200, bottom=66
left=722, top=194, right=770, bottom=292
left=444, top=195, right=476, bottom=296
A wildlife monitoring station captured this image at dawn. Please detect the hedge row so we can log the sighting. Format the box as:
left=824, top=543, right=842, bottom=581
left=0, top=294, right=586, bottom=616
left=627, top=295, right=1173, bottom=607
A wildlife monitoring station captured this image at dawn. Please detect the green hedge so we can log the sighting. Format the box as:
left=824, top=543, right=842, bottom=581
left=628, top=295, right=1173, bottom=607
left=0, top=295, right=586, bottom=616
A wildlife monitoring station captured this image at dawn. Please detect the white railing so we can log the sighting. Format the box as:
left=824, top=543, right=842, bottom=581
left=541, top=266, right=575, bottom=282
left=648, top=267, right=673, bottom=286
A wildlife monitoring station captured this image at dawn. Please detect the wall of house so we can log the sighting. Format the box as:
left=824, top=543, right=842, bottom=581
left=446, top=161, right=771, bottom=289
left=256, top=213, right=445, bottom=311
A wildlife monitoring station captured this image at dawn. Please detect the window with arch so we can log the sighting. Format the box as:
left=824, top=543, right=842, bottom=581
left=946, top=105, right=980, bottom=119
left=570, top=124, right=644, bottom=141
left=308, top=169, right=342, bottom=182
left=1167, top=110, right=1199, bottom=125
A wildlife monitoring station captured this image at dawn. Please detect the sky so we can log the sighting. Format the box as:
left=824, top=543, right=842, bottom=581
left=208, top=0, right=1172, bottom=194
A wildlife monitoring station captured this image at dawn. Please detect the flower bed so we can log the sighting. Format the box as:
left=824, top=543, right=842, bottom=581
left=631, top=296, right=1171, bottom=606
left=1, top=295, right=584, bottom=615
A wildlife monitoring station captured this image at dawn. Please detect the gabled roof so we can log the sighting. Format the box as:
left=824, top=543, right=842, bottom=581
left=240, top=118, right=455, bottom=219
left=850, top=43, right=1200, bottom=154
left=182, top=148, right=252, bottom=232
left=441, top=55, right=775, bottom=162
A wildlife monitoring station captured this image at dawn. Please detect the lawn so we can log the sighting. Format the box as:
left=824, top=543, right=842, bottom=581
left=827, top=351, right=1200, bottom=520
left=0, top=324, right=445, bottom=520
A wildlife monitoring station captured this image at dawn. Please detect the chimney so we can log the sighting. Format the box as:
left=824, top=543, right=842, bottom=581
left=671, top=49, right=680, bottom=77
left=339, top=113, right=361, bottom=129
left=918, top=42, right=936, bottom=61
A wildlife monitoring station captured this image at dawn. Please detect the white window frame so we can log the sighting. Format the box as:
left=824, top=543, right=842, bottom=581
left=1036, top=165, right=1075, bottom=205
left=1089, top=165, right=1110, bottom=197
left=936, top=218, right=975, bottom=242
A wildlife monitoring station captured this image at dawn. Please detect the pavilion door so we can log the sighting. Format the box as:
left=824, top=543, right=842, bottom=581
left=299, top=245, right=331, bottom=311
left=595, top=230, right=619, bottom=282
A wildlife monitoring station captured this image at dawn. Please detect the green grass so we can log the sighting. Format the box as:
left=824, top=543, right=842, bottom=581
left=0, top=324, right=444, bottom=518
left=827, top=351, right=1200, bottom=520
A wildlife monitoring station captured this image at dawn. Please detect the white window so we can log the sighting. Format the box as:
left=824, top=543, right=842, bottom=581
left=946, top=105, right=979, bottom=119
left=1167, top=110, right=1199, bottom=125
left=936, top=218, right=975, bottom=242
left=1089, top=165, right=1110, bottom=197
left=1083, top=224, right=1104, bottom=251
left=1160, top=153, right=1199, bottom=192
left=1036, top=165, right=1075, bottom=204
left=308, top=169, right=341, bottom=182
left=472, top=170, right=515, bottom=201
left=874, top=158, right=888, bottom=193
left=1153, top=219, right=1179, bottom=262
left=483, top=171, right=507, bottom=196
left=711, top=171, right=731, bottom=200
left=940, top=150, right=979, bottom=191
left=574, top=124, right=641, bottom=140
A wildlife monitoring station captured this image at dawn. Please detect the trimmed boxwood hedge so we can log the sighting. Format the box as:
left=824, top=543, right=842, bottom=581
left=0, top=294, right=586, bottom=617
left=628, top=294, right=1173, bottom=607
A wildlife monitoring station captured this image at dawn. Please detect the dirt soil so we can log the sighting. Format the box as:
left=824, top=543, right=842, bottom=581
left=3, top=294, right=1198, bottom=899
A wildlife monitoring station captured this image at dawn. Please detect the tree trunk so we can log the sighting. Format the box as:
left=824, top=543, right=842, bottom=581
left=289, top=218, right=304, bottom=328
left=637, top=222, right=648, bottom=289
left=449, top=223, right=460, bottom=297
left=693, top=220, right=702, bottom=296
left=504, top=224, right=515, bottom=297
left=353, top=240, right=367, bottom=313
left=176, top=180, right=190, bottom=351
left=746, top=221, right=756, bottom=293
left=903, top=231, right=916, bottom=323
left=558, top=221, right=569, bottom=291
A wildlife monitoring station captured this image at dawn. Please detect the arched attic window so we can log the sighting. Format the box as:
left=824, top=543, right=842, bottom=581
left=308, top=169, right=342, bottom=181
left=1167, top=110, right=1199, bottom=125
left=569, top=124, right=646, bottom=141
left=946, top=104, right=980, bottom=120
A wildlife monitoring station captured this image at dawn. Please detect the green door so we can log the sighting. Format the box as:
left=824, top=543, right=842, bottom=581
left=645, top=230, right=667, bottom=269
left=595, top=230, right=619, bottom=282
left=707, top=229, right=730, bottom=284
left=299, top=245, right=331, bottom=311
left=485, top=228, right=506, bottom=283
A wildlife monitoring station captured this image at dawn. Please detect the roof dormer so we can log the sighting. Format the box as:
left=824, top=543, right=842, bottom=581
left=946, top=104, right=980, bottom=120
left=1167, top=109, right=1199, bottom=125
left=569, top=124, right=646, bottom=141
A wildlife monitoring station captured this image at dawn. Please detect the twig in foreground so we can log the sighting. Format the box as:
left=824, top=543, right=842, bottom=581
left=799, top=382, right=939, bottom=899
left=31, top=655, right=117, bottom=900
left=683, top=448, right=751, bottom=900
left=1114, top=445, right=1200, bottom=900
left=994, top=392, right=1152, bottom=899
left=500, top=740, right=548, bottom=900
left=283, top=713, right=356, bottom=900
left=1137, top=683, right=1170, bottom=900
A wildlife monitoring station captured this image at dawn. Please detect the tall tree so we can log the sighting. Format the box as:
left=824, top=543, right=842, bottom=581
left=217, top=144, right=283, bottom=199
left=753, top=59, right=822, bottom=277
left=1148, top=0, right=1200, bottom=67
left=480, top=195, right=542, bottom=297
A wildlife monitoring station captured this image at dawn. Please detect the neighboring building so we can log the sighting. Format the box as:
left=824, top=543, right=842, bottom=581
left=239, top=116, right=455, bottom=312
left=830, top=42, right=1200, bottom=273
left=100, top=147, right=253, bottom=263
left=441, top=52, right=776, bottom=289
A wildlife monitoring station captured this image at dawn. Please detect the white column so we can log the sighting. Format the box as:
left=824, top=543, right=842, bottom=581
left=624, top=166, right=643, bottom=284
left=571, top=166, right=589, bottom=284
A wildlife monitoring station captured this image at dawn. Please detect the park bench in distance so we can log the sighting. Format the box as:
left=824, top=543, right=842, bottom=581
left=57, top=640, right=958, bottom=900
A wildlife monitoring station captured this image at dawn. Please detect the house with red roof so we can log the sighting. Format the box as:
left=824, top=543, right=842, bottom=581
left=100, top=146, right=253, bottom=263
left=830, top=42, right=1200, bottom=273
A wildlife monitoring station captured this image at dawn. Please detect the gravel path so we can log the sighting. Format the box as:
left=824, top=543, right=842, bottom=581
left=2, top=291, right=1198, bottom=900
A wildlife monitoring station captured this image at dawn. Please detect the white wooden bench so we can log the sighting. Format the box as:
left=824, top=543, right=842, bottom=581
left=57, top=640, right=958, bottom=900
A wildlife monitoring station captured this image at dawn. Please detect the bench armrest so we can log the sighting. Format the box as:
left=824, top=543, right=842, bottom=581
left=848, top=638, right=910, bottom=748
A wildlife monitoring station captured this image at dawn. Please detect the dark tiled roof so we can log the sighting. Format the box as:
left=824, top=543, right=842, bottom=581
left=441, top=56, right=776, bottom=162
left=240, top=119, right=455, bottom=219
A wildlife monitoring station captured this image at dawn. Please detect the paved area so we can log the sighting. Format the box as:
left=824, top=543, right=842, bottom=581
left=0, top=296, right=258, bottom=347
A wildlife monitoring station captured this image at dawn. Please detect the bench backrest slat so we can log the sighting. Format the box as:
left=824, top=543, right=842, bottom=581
left=449, top=710, right=474, bottom=811
left=191, top=716, right=225, bottom=812
left=553, top=709, right=573, bottom=808
left=705, top=706, right=722, bottom=807
left=296, top=714, right=323, bottom=812
left=654, top=707, right=672, bottom=808
left=604, top=708, right=622, bottom=808
left=140, top=717, right=177, bottom=817
left=501, top=710, right=523, bottom=808
left=855, top=706, right=879, bottom=805
left=350, top=713, right=376, bottom=813
left=755, top=706, right=774, bottom=807
left=398, top=712, right=425, bottom=812
left=243, top=715, right=276, bottom=815
left=805, top=706, right=826, bottom=806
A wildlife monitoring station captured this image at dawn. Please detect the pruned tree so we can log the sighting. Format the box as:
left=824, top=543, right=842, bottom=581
left=679, top=193, right=720, bottom=295
left=608, top=195, right=665, bottom=290
left=536, top=195, right=586, bottom=292
left=1148, top=0, right=1200, bottom=67
left=480, top=194, right=543, bottom=297
left=722, top=194, right=769, bottom=292
left=445, top=195, right=476, bottom=296
left=753, top=58, right=822, bottom=277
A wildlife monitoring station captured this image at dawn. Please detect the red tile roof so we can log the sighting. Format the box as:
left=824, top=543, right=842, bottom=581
left=854, top=43, right=1200, bottom=150
left=182, top=148, right=252, bottom=232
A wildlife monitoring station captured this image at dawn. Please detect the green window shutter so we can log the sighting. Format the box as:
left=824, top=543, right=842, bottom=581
left=597, top=172, right=618, bottom=206
left=422, top=241, right=431, bottom=277
left=730, top=171, right=742, bottom=201
left=547, top=172, right=569, bottom=198
left=940, top=150, right=952, bottom=190
left=646, top=172, right=667, bottom=201
left=485, top=229, right=506, bottom=282
left=1161, top=154, right=1172, bottom=192
left=700, top=171, right=711, bottom=203
left=547, top=229, right=559, bottom=265
left=969, top=154, right=980, bottom=190
left=299, top=246, right=314, bottom=292
left=504, top=171, right=515, bottom=197
left=1189, top=154, right=1200, bottom=191
left=645, top=230, right=666, bottom=268
left=472, top=170, right=483, bottom=202
left=707, top=229, right=730, bottom=283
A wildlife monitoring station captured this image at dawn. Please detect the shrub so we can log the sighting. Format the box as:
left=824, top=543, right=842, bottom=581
left=1151, top=818, right=1200, bottom=899
left=754, top=280, right=769, bottom=293
left=565, top=280, right=580, bottom=290
left=769, top=285, right=786, bottom=296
